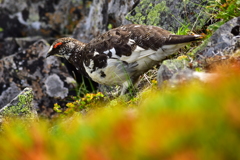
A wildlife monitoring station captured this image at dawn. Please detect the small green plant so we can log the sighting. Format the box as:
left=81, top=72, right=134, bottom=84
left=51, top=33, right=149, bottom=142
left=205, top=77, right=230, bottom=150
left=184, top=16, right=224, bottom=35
left=54, top=92, right=105, bottom=116
left=207, top=0, right=240, bottom=31
left=176, top=23, right=191, bottom=35
left=108, top=23, right=113, bottom=30
left=177, top=55, right=190, bottom=61
left=74, top=76, right=97, bottom=97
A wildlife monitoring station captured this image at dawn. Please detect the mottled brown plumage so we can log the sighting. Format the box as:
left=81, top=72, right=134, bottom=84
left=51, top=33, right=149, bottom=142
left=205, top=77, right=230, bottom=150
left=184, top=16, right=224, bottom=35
left=47, top=24, right=202, bottom=95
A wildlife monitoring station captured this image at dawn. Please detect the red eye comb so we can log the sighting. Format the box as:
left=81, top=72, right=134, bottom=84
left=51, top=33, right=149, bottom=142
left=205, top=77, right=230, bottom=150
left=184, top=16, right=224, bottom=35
left=53, top=42, right=63, bottom=48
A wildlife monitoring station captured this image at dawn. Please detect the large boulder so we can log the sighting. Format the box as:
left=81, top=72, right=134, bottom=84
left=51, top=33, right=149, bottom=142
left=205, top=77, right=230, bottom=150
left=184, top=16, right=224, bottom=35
left=0, top=0, right=90, bottom=39
left=196, top=17, right=240, bottom=59
left=0, top=87, right=37, bottom=120
left=0, top=39, right=77, bottom=117
left=0, top=87, right=38, bottom=131
left=73, top=0, right=136, bottom=42
left=157, top=59, right=218, bottom=88
left=125, top=0, right=210, bottom=32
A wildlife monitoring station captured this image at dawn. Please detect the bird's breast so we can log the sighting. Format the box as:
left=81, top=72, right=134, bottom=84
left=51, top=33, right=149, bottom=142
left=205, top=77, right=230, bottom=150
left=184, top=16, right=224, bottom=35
left=83, top=58, right=135, bottom=85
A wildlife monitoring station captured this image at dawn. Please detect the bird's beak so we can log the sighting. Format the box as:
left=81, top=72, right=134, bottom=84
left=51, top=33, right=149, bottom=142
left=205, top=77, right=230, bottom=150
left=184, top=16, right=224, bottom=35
left=46, top=45, right=53, bottom=58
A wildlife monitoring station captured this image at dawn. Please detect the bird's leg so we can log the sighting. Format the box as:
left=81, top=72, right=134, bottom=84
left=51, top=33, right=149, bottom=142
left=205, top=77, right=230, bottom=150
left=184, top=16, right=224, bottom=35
left=120, top=77, right=139, bottom=96
left=120, top=81, right=130, bottom=95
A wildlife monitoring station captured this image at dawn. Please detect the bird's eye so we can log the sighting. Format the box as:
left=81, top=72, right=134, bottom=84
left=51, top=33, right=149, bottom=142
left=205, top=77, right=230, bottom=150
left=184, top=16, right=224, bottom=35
left=53, top=42, right=63, bottom=48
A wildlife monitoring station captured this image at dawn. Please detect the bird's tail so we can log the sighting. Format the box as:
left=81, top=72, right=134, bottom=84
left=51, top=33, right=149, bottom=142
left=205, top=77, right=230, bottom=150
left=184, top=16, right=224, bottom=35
left=165, top=34, right=204, bottom=45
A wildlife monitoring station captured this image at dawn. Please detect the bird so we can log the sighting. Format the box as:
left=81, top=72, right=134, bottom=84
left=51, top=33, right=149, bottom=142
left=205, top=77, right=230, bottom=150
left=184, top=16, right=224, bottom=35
left=47, top=24, right=202, bottom=95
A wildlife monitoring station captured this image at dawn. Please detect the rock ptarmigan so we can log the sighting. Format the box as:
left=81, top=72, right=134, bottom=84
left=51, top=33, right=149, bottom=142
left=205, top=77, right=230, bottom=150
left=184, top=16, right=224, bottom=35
left=47, top=24, right=202, bottom=95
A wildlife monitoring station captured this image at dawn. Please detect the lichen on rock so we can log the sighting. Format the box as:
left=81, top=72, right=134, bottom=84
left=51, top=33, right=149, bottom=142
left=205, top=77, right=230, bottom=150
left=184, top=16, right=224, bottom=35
left=0, top=88, right=37, bottom=119
left=45, top=74, right=69, bottom=99
left=126, top=0, right=210, bottom=32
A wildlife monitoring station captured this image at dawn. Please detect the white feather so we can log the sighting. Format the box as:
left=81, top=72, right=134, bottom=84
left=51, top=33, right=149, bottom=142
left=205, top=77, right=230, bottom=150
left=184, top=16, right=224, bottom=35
left=103, top=50, right=109, bottom=54
left=83, top=59, right=131, bottom=85
left=94, top=51, right=99, bottom=56
left=120, top=45, right=147, bottom=63
left=109, top=48, right=116, bottom=55
left=88, top=59, right=94, bottom=69
left=127, top=39, right=135, bottom=45
left=103, top=47, right=120, bottom=59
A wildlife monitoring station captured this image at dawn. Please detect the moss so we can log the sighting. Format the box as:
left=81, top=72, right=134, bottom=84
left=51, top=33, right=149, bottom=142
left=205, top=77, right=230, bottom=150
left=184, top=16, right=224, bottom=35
left=147, top=2, right=169, bottom=26
left=0, top=88, right=34, bottom=118
left=126, top=0, right=172, bottom=26
left=126, top=0, right=210, bottom=32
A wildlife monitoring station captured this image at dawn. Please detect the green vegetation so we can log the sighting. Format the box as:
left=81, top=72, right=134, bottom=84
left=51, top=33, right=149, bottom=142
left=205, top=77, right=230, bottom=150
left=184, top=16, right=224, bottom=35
left=54, top=92, right=104, bottom=116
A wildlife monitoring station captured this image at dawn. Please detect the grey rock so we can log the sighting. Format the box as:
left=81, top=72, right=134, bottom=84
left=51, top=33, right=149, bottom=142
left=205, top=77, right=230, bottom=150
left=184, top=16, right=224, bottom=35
left=0, top=36, right=46, bottom=59
left=108, top=0, right=135, bottom=26
left=125, top=0, right=210, bottom=32
left=157, top=59, right=190, bottom=87
left=73, top=0, right=135, bottom=42
left=166, top=68, right=217, bottom=88
left=196, top=17, right=240, bottom=59
left=7, top=36, right=43, bottom=49
left=157, top=59, right=218, bottom=88
left=167, top=68, right=195, bottom=87
left=73, top=0, right=108, bottom=43
left=0, top=38, right=19, bottom=59
left=45, top=74, right=68, bottom=99
left=0, top=0, right=89, bottom=38
left=0, top=39, right=76, bottom=117
left=0, top=83, right=21, bottom=108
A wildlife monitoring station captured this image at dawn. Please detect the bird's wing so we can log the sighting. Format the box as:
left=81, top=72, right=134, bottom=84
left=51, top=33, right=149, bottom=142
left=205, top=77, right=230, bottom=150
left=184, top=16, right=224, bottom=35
left=83, top=24, right=172, bottom=66
left=82, top=24, right=201, bottom=70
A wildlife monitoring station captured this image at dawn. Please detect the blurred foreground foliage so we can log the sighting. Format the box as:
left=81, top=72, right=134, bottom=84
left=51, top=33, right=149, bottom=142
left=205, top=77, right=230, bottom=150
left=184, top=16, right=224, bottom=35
left=1, top=64, right=240, bottom=160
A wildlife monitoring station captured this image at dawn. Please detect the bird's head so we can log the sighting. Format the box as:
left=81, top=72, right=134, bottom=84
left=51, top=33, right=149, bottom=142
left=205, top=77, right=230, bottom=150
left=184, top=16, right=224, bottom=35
left=46, top=37, right=85, bottom=60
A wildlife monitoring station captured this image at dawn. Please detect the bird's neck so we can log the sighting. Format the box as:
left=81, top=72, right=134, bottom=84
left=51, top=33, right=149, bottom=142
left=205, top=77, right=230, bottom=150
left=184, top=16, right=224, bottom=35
left=66, top=43, right=90, bottom=77
left=67, top=45, right=85, bottom=62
